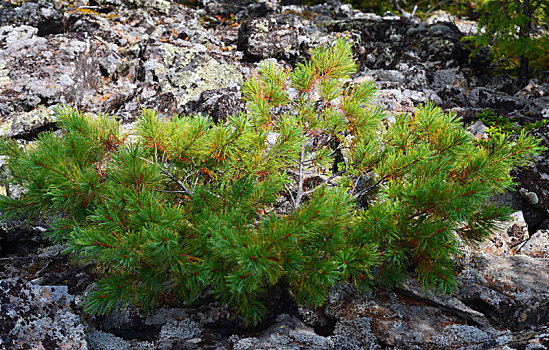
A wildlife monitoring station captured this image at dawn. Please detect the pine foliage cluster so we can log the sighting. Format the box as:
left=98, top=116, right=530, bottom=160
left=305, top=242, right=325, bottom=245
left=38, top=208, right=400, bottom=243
left=467, top=0, right=549, bottom=86
left=0, top=38, right=544, bottom=324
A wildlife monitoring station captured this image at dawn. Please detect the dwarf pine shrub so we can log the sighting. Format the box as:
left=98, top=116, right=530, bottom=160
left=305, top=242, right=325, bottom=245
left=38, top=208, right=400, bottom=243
left=0, top=38, right=544, bottom=324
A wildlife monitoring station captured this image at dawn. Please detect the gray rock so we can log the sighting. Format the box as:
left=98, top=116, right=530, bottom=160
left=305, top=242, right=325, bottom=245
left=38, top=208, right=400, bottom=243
left=467, top=120, right=487, bottom=139
left=516, top=125, right=549, bottom=215
left=0, top=0, right=63, bottom=36
left=0, top=26, right=102, bottom=117
left=474, top=211, right=529, bottom=257
left=183, top=86, right=243, bottom=123
left=330, top=318, right=379, bottom=350
left=159, top=319, right=202, bottom=340
left=98, top=307, right=189, bottom=332
left=0, top=105, right=57, bottom=139
left=0, top=278, right=87, bottom=349
left=372, top=69, right=405, bottom=83
left=87, top=330, right=131, bottom=350
left=417, top=23, right=469, bottom=64
left=431, top=67, right=469, bottom=91
left=237, top=15, right=304, bottom=62
left=519, top=230, right=549, bottom=258
left=233, top=314, right=333, bottom=350
left=143, top=43, right=242, bottom=106
left=323, top=283, right=508, bottom=349
left=471, top=87, right=527, bottom=113
left=487, top=75, right=518, bottom=95
left=458, top=255, right=549, bottom=330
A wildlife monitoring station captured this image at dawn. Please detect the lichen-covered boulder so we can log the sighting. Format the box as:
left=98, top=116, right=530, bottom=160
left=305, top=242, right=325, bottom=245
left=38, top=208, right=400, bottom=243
left=0, top=25, right=103, bottom=118
left=0, top=278, right=87, bottom=349
left=0, top=105, right=57, bottom=139
left=237, top=15, right=304, bottom=62
left=472, top=211, right=529, bottom=257
left=415, top=23, right=469, bottom=64
left=322, top=283, right=510, bottom=349
left=519, top=230, right=549, bottom=258
left=143, top=43, right=242, bottom=106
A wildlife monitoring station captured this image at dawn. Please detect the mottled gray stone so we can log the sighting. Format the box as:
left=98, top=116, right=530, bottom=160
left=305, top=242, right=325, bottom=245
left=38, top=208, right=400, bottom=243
left=519, top=230, right=549, bottom=258
left=233, top=314, right=333, bottom=350
left=87, top=330, right=131, bottom=350
left=0, top=278, right=87, bottom=349
left=237, top=15, right=304, bottom=61
left=458, top=255, right=549, bottom=330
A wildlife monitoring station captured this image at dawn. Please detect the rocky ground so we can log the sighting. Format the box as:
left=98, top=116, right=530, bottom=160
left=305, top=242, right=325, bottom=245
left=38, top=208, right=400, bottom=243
left=0, top=0, right=549, bottom=349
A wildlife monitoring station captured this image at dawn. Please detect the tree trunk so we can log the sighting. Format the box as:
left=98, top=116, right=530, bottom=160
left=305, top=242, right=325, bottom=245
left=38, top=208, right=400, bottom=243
left=517, top=55, right=529, bottom=88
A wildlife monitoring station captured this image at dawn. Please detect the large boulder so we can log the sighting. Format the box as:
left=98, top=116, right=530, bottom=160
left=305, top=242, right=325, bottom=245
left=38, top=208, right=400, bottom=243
left=415, top=23, right=469, bottom=64
left=322, top=283, right=510, bottom=349
left=183, top=86, right=243, bottom=123
left=519, top=229, right=549, bottom=258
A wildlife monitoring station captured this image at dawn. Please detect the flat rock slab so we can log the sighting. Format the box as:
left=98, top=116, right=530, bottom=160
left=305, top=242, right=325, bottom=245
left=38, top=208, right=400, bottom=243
left=458, top=255, right=549, bottom=330
left=321, top=283, right=511, bottom=349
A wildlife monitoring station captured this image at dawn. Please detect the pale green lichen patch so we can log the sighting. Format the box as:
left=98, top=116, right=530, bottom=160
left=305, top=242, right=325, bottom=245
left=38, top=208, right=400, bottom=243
left=152, top=0, right=172, bottom=14
left=0, top=105, right=57, bottom=138
left=0, top=63, right=10, bottom=86
left=156, top=44, right=242, bottom=105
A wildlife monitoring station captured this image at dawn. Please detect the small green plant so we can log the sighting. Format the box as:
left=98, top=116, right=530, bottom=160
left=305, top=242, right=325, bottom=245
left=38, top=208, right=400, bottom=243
left=476, top=109, right=549, bottom=138
left=466, top=0, right=549, bottom=87
left=0, top=38, right=544, bottom=324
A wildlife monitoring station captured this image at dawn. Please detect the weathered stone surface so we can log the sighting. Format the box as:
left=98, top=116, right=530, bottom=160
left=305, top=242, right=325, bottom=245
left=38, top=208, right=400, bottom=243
left=471, top=87, right=527, bottom=113
left=516, top=125, right=549, bottom=215
left=183, top=86, right=243, bottom=123
left=86, top=330, right=131, bottom=350
left=233, top=314, right=333, bottom=350
left=0, top=105, right=57, bottom=139
left=0, top=278, right=87, bottom=349
left=143, top=43, right=242, bottom=106
left=519, top=230, right=549, bottom=258
left=0, top=0, right=63, bottom=36
left=237, top=15, right=304, bottom=62
left=473, top=211, right=529, bottom=257
left=323, top=283, right=510, bottom=349
left=0, top=25, right=102, bottom=117
left=458, top=255, right=549, bottom=330
left=418, top=23, right=468, bottom=64
left=329, top=318, right=378, bottom=350
left=0, top=0, right=548, bottom=348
